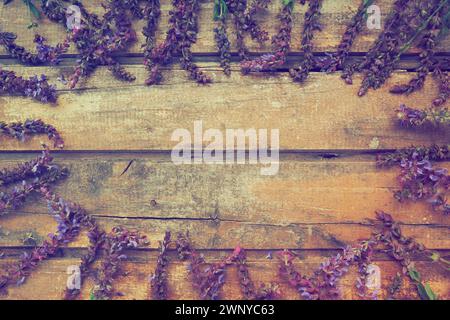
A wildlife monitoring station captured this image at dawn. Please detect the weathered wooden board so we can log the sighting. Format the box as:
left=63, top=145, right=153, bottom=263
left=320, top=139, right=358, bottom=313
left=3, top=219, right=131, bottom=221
left=0, top=0, right=448, bottom=55
left=1, top=211, right=449, bottom=250
left=1, top=64, right=448, bottom=151
left=1, top=252, right=449, bottom=300
left=0, top=0, right=449, bottom=301
left=0, top=154, right=448, bottom=225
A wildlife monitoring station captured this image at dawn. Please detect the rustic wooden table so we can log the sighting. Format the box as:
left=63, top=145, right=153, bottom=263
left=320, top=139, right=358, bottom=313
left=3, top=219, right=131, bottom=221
left=0, top=0, right=449, bottom=299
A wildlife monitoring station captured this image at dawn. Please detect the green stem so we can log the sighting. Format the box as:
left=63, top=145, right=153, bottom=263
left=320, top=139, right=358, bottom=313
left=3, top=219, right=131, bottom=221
left=396, top=0, right=448, bottom=57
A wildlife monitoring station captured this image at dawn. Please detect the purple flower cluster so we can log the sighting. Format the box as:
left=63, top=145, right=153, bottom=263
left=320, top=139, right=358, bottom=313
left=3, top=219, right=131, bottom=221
left=239, top=0, right=270, bottom=43
left=318, top=0, right=374, bottom=73
left=0, top=122, right=70, bottom=293
left=64, top=223, right=105, bottom=300
left=0, top=119, right=64, bottom=148
left=378, top=146, right=450, bottom=215
left=0, top=122, right=149, bottom=299
left=175, top=234, right=269, bottom=300
left=357, top=0, right=448, bottom=96
left=432, top=68, right=449, bottom=108
left=396, top=104, right=450, bottom=127
left=396, top=104, right=428, bottom=127
left=389, top=2, right=448, bottom=96
left=289, top=0, right=323, bottom=83
left=374, top=211, right=428, bottom=275
left=39, top=0, right=138, bottom=89
left=0, top=185, right=86, bottom=294
left=375, top=212, right=440, bottom=300
left=278, top=212, right=440, bottom=300
left=395, top=153, right=449, bottom=214
left=147, top=0, right=211, bottom=85
left=227, top=0, right=270, bottom=62
left=0, top=32, right=70, bottom=65
left=150, top=231, right=171, bottom=300
left=377, top=145, right=450, bottom=167
left=0, top=147, right=55, bottom=188
left=278, top=250, right=320, bottom=299
left=0, top=163, right=67, bottom=217
left=278, top=242, right=375, bottom=300
left=0, top=121, right=67, bottom=217
left=0, top=69, right=57, bottom=103
left=356, top=0, right=411, bottom=96
left=214, top=13, right=232, bottom=76
left=176, top=232, right=229, bottom=300
left=234, top=246, right=279, bottom=300
left=91, top=226, right=149, bottom=300
left=240, top=0, right=294, bottom=73
left=142, top=0, right=162, bottom=84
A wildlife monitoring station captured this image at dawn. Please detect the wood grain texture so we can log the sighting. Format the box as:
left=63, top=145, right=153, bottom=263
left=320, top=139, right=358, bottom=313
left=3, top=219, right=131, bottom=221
left=0, top=153, right=449, bottom=225
left=0, top=251, right=449, bottom=300
left=0, top=0, right=449, bottom=300
left=0, top=0, right=448, bottom=55
left=0, top=64, right=448, bottom=151
left=1, top=212, right=449, bottom=250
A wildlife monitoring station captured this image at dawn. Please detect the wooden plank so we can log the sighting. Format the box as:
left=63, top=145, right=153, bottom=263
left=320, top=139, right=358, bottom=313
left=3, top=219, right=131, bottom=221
left=0, top=153, right=448, bottom=225
left=1, top=64, right=448, bottom=151
left=0, top=0, right=448, bottom=55
left=0, top=252, right=448, bottom=300
left=0, top=213, right=449, bottom=249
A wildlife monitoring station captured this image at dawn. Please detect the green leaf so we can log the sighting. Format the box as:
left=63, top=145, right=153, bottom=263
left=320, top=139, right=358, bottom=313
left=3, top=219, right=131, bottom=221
left=416, top=283, right=429, bottom=300
left=416, top=282, right=438, bottom=300
left=362, top=0, right=375, bottom=19
left=424, top=283, right=438, bottom=300
left=22, top=0, right=40, bottom=20
left=408, top=267, right=421, bottom=283
left=430, top=252, right=440, bottom=262
left=282, top=0, right=294, bottom=8
left=213, top=0, right=228, bottom=21
left=213, top=0, right=220, bottom=20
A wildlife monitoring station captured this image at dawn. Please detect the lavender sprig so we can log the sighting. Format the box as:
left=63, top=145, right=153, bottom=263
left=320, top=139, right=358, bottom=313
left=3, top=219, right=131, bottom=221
left=377, top=147, right=450, bottom=215
left=290, top=0, right=323, bottom=83
left=396, top=104, right=450, bottom=127
left=240, top=0, right=295, bottom=72
left=0, top=164, right=68, bottom=217
left=142, top=0, right=162, bottom=85
left=0, top=147, right=54, bottom=187
left=241, top=0, right=270, bottom=43
left=91, top=227, right=148, bottom=300
left=389, top=2, right=447, bottom=95
left=148, top=0, right=211, bottom=85
left=356, top=0, right=410, bottom=95
left=0, top=119, right=64, bottom=148
left=214, top=12, right=232, bottom=75
left=176, top=233, right=240, bottom=300
left=0, top=32, right=70, bottom=65
left=0, top=185, right=86, bottom=294
left=318, top=0, right=374, bottom=73
left=235, top=247, right=279, bottom=300
left=40, top=0, right=137, bottom=89
left=358, top=0, right=447, bottom=96
left=0, top=69, right=57, bottom=103
left=151, top=231, right=171, bottom=300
